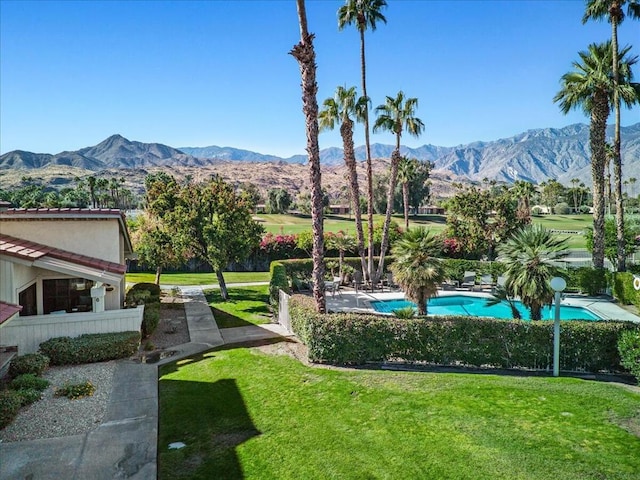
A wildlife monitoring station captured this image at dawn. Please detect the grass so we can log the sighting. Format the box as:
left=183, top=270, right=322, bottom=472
left=125, top=271, right=270, bottom=286
left=204, top=285, right=271, bottom=328
left=159, top=346, right=640, bottom=480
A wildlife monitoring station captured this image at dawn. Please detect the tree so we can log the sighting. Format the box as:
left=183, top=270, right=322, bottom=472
left=583, top=0, right=640, bottom=272
left=390, top=227, right=445, bottom=315
left=338, top=0, right=387, bottom=286
left=584, top=216, right=639, bottom=269
left=266, top=188, right=292, bottom=214
left=497, top=225, right=569, bottom=320
left=291, top=0, right=326, bottom=313
left=319, top=85, right=368, bottom=279
left=510, top=180, right=536, bottom=222
left=397, top=156, right=419, bottom=230
left=325, top=231, right=357, bottom=281
left=553, top=41, right=639, bottom=268
left=373, top=91, right=424, bottom=281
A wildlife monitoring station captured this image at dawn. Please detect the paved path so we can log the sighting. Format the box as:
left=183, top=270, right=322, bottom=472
left=0, top=285, right=292, bottom=480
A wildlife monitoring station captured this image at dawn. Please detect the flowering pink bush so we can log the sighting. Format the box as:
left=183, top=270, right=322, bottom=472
left=442, top=237, right=463, bottom=258
left=260, top=233, right=298, bottom=258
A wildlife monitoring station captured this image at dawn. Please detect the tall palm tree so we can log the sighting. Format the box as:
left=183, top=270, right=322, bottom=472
left=583, top=0, right=640, bottom=272
left=373, top=91, right=425, bottom=281
left=497, top=225, right=569, bottom=321
left=338, top=0, right=387, bottom=284
left=397, top=156, right=419, bottom=230
left=553, top=41, right=639, bottom=269
left=510, top=180, right=536, bottom=222
left=319, top=86, right=368, bottom=279
left=390, top=227, right=445, bottom=315
left=291, top=0, right=326, bottom=313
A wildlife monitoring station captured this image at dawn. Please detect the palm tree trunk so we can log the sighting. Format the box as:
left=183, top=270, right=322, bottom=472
left=360, top=26, right=375, bottom=286
left=375, top=147, right=401, bottom=281
left=590, top=93, right=610, bottom=269
left=341, top=120, right=368, bottom=279
left=402, top=181, right=409, bottom=230
left=611, top=17, right=626, bottom=271
left=292, top=0, right=326, bottom=313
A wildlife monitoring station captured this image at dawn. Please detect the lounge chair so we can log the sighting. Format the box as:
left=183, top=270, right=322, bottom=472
left=479, top=274, right=494, bottom=291
left=352, top=271, right=365, bottom=292
left=460, top=271, right=476, bottom=290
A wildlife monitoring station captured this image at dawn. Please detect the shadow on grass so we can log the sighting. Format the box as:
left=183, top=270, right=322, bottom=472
left=159, top=377, right=260, bottom=479
left=210, top=307, right=255, bottom=329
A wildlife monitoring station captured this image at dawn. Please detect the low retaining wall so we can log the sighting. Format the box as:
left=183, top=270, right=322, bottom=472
left=1, top=306, right=144, bottom=354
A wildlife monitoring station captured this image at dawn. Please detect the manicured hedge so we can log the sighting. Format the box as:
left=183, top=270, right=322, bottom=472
left=269, top=261, right=289, bottom=308
left=618, top=329, right=640, bottom=381
left=289, top=295, right=638, bottom=372
left=611, top=272, right=640, bottom=308
left=126, top=282, right=161, bottom=336
left=39, top=331, right=140, bottom=365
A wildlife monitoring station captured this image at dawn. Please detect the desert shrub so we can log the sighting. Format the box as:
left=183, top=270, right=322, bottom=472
left=8, top=353, right=50, bottom=378
left=269, top=261, right=289, bottom=308
left=142, top=302, right=160, bottom=337
left=10, top=374, right=49, bottom=392
left=55, top=381, right=95, bottom=400
left=288, top=295, right=634, bottom=371
left=39, top=331, right=140, bottom=365
left=0, top=390, right=22, bottom=429
left=618, top=329, right=640, bottom=381
left=16, top=388, right=43, bottom=406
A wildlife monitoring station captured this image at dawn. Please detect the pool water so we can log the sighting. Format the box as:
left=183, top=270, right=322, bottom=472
left=370, top=295, right=602, bottom=321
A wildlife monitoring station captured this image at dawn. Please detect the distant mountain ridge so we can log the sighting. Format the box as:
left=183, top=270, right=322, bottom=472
left=2, top=123, right=639, bottom=185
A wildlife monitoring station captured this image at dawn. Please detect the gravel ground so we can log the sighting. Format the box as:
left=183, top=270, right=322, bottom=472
left=0, top=297, right=189, bottom=443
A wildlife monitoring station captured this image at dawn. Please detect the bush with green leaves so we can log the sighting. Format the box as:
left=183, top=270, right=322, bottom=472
left=39, top=331, right=140, bottom=365
left=55, top=381, right=96, bottom=399
left=8, top=353, right=50, bottom=378
left=10, top=374, right=49, bottom=392
left=0, top=390, right=22, bottom=429
left=618, top=329, right=640, bottom=381
left=126, top=282, right=161, bottom=306
left=553, top=202, right=571, bottom=214
left=142, top=302, right=160, bottom=337
left=289, top=295, right=634, bottom=371
left=576, top=267, right=609, bottom=296
left=269, top=261, right=289, bottom=308
left=611, top=272, right=640, bottom=306
left=16, top=388, right=43, bottom=406
left=392, top=306, right=417, bottom=319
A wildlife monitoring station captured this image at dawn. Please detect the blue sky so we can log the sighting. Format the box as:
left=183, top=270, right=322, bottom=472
left=1, top=0, right=638, bottom=158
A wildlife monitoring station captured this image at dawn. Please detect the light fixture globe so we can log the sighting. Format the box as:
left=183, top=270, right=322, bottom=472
left=550, top=277, right=566, bottom=292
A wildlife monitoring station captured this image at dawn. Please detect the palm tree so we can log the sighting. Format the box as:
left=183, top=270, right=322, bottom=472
left=338, top=0, right=387, bottom=285
left=326, top=231, right=357, bottom=281
left=583, top=0, right=640, bottom=272
left=497, top=225, right=569, bottom=320
left=373, top=91, right=425, bottom=281
left=291, top=0, right=326, bottom=313
left=319, top=86, right=368, bottom=279
left=553, top=41, right=639, bottom=269
left=510, top=180, right=536, bottom=222
left=397, top=156, right=419, bottom=230
left=390, top=227, right=445, bottom=315
left=485, top=285, right=521, bottom=320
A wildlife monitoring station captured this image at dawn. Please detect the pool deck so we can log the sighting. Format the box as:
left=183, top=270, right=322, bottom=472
left=325, top=288, right=640, bottom=323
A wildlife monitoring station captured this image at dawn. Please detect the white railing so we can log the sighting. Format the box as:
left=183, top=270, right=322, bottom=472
left=278, top=290, right=291, bottom=333
left=1, top=306, right=144, bottom=354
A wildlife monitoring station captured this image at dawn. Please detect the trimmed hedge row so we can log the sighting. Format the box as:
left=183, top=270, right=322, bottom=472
left=39, top=331, right=140, bottom=366
left=126, top=282, right=161, bottom=336
left=269, top=261, right=289, bottom=308
left=611, top=272, right=640, bottom=308
left=289, top=295, right=638, bottom=372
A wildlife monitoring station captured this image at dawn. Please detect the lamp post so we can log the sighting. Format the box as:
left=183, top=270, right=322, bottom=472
left=550, top=277, right=566, bottom=377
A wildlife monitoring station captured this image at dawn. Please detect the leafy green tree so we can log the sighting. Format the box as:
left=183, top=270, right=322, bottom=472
left=390, top=227, right=445, bottom=315
left=554, top=41, right=639, bottom=269
left=238, top=182, right=261, bottom=210
left=266, top=188, right=292, bottom=214
left=583, top=0, right=640, bottom=272
left=319, top=85, right=369, bottom=281
left=497, top=225, right=569, bottom=320
left=373, top=91, right=424, bottom=282
left=584, top=216, right=639, bottom=270
left=292, top=0, right=326, bottom=313
left=338, top=0, right=387, bottom=291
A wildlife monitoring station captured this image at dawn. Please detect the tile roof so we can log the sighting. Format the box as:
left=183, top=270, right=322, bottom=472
left=0, top=234, right=126, bottom=275
left=0, top=301, right=22, bottom=325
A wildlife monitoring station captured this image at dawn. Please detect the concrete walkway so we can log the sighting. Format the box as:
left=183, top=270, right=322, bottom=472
left=0, top=285, right=292, bottom=480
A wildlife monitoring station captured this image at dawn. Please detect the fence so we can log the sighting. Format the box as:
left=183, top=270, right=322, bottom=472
left=278, top=289, right=292, bottom=333
left=1, top=306, right=144, bottom=354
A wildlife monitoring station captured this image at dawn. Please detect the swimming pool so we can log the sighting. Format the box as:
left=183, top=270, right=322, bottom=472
left=369, top=295, right=602, bottom=321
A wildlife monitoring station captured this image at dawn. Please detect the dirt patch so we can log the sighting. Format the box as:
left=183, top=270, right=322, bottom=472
left=137, top=292, right=189, bottom=359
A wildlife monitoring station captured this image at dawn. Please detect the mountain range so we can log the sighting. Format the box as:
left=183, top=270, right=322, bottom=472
left=2, top=123, right=639, bottom=185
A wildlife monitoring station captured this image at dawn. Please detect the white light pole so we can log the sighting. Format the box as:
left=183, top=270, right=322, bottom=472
left=550, top=277, right=566, bottom=377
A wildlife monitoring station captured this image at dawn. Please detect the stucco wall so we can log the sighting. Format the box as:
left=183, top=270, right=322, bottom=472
left=0, top=260, right=36, bottom=305
left=1, top=219, right=121, bottom=263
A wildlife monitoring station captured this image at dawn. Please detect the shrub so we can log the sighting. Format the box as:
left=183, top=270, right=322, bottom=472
left=55, top=381, right=95, bottom=400
left=10, top=374, right=49, bottom=392
left=39, top=331, right=140, bottom=365
left=577, top=267, right=609, bottom=296
left=269, top=261, right=289, bottom=308
left=8, top=353, right=50, bottom=378
left=142, top=302, right=160, bottom=337
left=288, top=295, right=635, bottom=371
left=0, top=390, right=22, bottom=429
left=126, top=282, right=161, bottom=306
left=392, top=307, right=416, bottom=319
left=16, top=388, right=43, bottom=406
left=611, top=272, right=638, bottom=306
left=618, top=329, right=640, bottom=381
left=554, top=202, right=571, bottom=214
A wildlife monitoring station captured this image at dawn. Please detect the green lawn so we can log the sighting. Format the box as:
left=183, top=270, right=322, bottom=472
left=204, top=285, right=271, bottom=328
left=159, top=346, right=640, bottom=480
left=125, top=271, right=270, bottom=286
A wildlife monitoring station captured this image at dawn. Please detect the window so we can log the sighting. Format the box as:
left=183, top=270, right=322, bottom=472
left=18, top=283, right=37, bottom=316
left=43, top=278, right=94, bottom=314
